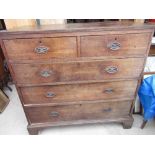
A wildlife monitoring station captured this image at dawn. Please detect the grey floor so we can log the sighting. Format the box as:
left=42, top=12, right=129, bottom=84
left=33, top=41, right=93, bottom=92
left=0, top=85, right=155, bottom=135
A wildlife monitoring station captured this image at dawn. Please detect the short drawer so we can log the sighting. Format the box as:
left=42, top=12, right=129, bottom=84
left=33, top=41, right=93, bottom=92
left=21, top=80, right=138, bottom=105
left=81, top=33, right=151, bottom=57
left=3, top=37, right=77, bottom=60
left=12, top=58, right=144, bottom=85
left=25, top=101, right=132, bottom=124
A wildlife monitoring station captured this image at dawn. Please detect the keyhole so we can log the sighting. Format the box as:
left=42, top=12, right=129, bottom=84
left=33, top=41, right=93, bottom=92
left=115, top=37, right=117, bottom=40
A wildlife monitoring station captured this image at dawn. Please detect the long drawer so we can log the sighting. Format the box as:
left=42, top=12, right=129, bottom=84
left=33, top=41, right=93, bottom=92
left=12, top=58, right=144, bottom=85
left=21, top=80, right=138, bottom=105
left=81, top=33, right=151, bottom=57
left=25, top=100, right=132, bottom=124
left=3, top=37, right=77, bottom=61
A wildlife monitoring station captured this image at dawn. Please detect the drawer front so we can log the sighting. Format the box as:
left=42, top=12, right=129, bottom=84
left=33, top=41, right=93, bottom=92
left=12, top=58, right=144, bottom=85
left=25, top=101, right=131, bottom=124
left=3, top=37, right=77, bottom=60
left=21, top=80, right=138, bottom=105
left=81, top=33, right=151, bottom=57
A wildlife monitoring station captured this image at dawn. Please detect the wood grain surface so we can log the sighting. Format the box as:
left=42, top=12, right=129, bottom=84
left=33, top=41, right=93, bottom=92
left=21, top=80, right=138, bottom=105
left=0, top=21, right=154, bottom=134
left=12, top=58, right=144, bottom=85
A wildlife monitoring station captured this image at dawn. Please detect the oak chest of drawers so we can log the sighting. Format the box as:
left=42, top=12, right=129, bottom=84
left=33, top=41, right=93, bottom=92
left=0, top=22, right=154, bottom=134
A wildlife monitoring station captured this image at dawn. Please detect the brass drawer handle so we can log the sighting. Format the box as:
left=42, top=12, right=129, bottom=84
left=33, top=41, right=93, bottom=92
left=40, top=70, right=53, bottom=77
left=35, top=46, right=49, bottom=54
left=104, top=88, right=114, bottom=94
left=49, top=111, right=59, bottom=117
left=107, top=42, right=121, bottom=51
left=105, top=66, right=118, bottom=74
left=102, top=108, right=112, bottom=112
left=46, top=92, right=56, bottom=98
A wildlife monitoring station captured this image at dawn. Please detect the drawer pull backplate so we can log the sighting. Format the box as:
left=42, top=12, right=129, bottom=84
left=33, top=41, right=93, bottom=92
left=107, top=42, right=121, bottom=51
left=46, top=92, right=56, bottom=98
left=35, top=46, right=49, bottom=54
left=104, top=88, right=114, bottom=94
left=105, top=66, right=118, bottom=74
left=49, top=111, right=59, bottom=117
left=40, top=70, right=53, bottom=77
left=102, top=108, right=112, bottom=112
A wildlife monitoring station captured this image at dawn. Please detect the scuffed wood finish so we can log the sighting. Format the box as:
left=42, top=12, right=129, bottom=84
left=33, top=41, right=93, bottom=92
left=81, top=33, right=151, bottom=57
left=21, top=80, right=138, bottom=105
left=0, top=22, right=154, bottom=134
left=25, top=101, right=131, bottom=124
left=12, top=58, right=144, bottom=85
left=3, top=37, right=77, bottom=60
